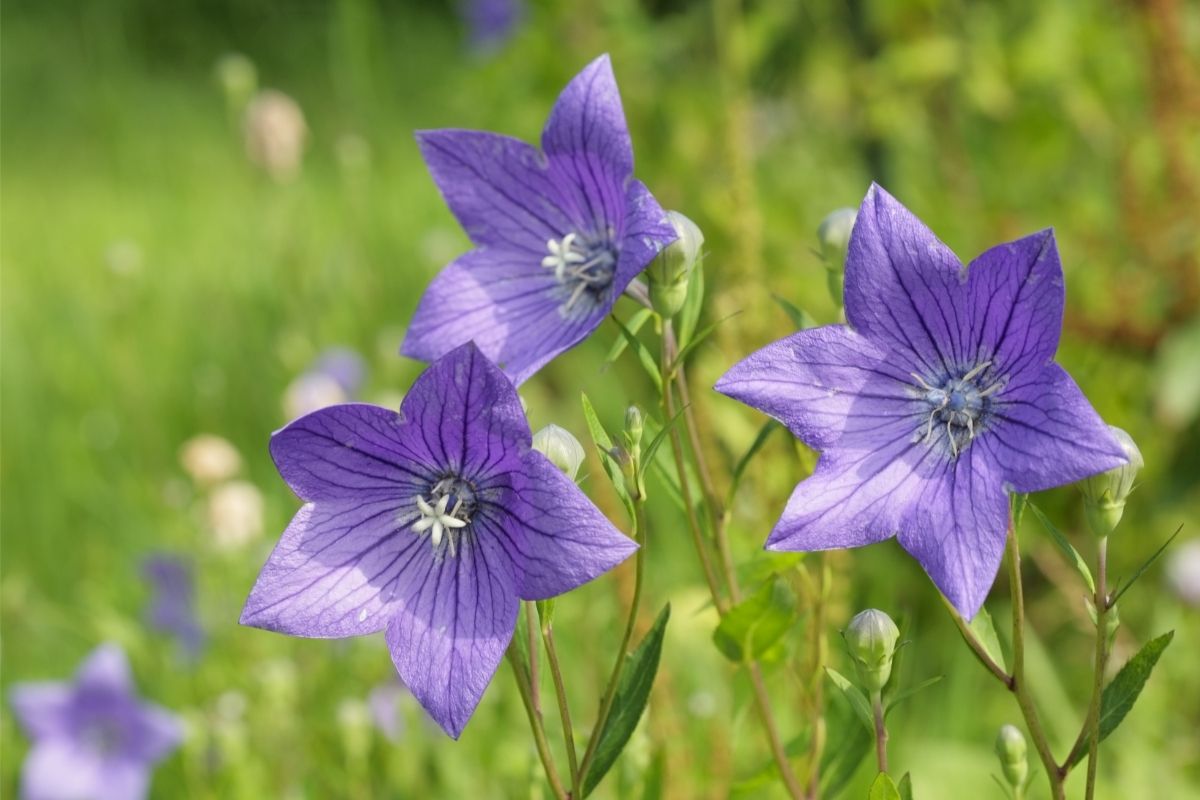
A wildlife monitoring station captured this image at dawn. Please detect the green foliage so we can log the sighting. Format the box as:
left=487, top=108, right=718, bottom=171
left=582, top=605, right=671, bottom=797
left=1028, top=501, right=1095, bottom=594
left=869, top=772, right=902, bottom=800
left=967, top=607, right=1007, bottom=673
left=1066, top=631, right=1175, bottom=767
left=824, top=667, right=875, bottom=734
left=712, top=576, right=798, bottom=663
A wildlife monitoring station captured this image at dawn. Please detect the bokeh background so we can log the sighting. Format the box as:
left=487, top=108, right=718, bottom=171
left=3, top=0, right=1198, bottom=797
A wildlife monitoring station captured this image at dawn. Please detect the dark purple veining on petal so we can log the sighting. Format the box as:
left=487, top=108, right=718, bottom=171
left=717, top=183, right=1128, bottom=619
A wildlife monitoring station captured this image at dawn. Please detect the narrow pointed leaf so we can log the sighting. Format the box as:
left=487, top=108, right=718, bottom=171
left=605, top=308, right=654, bottom=364
left=885, top=675, right=943, bottom=717
left=611, top=316, right=662, bottom=392
left=825, top=667, right=874, bottom=733
left=898, top=772, right=914, bottom=800
left=581, top=392, right=635, bottom=520
left=1066, top=630, right=1174, bottom=767
left=582, top=604, right=671, bottom=797
left=771, top=294, right=816, bottom=330
left=1028, top=501, right=1095, bottom=594
left=869, top=773, right=902, bottom=800
left=1110, top=525, right=1183, bottom=606
left=968, top=606, right=1007, bottom=672
left=641, top=407, right=687, bottom=471
left=678, top=258, right=705, bottom=347
left=726, top=420, right=780, bottom=506
left=820, top=684, right=874, bottom=798
left=672, top=311, right=739, bottom=367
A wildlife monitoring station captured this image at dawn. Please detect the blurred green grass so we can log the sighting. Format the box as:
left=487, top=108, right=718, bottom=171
left=2, top=1, right=1198, bottom=797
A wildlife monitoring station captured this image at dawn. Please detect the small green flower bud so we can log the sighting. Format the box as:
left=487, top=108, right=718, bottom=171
left=843, top=609, right=900, bottom=692
left=817, top=208, right=857, bottom=306
left=625, top=406, right=644, bottom=448
left=994, top=724, right=1028, bottom=789
left=1078, top=426, right=1143, bottom=537
left=647, top=211, right=704, bottom=317
left=532, top=424, right=586, bottom=481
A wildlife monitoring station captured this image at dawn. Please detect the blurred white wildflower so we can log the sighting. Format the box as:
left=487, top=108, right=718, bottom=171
left=104, top=239, right=143, bottom=276
left=207, top=480, right=263, bottom=551
left=1166, top=539, right=1200, bottom=607
left=284, top=372, right=349, bottom=420
left=243, top=89, right=307, bottom=182
left=180, top=434, right=242, bottom=486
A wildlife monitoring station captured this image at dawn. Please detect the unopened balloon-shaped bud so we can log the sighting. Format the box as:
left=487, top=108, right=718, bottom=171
left=1079, top=426, right=1143, bottom=537
left=817, top=208, right=856, bottom=306
left=843, top=608, right=900, bottom=692
left=647, top=211, right=704, bottom=317
left=532, top=424, right=586, bottom=481
left=994, top=724, right=1029, bottom=790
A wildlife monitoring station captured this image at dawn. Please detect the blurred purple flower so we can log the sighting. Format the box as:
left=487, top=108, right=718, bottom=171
left=142, top=554, right=205, bottom=659
left=401, top=55, right=677, bottom=385
left=367, top=681, right=407, bottom=742
left=284, top=347, right=367, bottom=420
left=241, top=342, right=636, bottom=737
left=9, top=644, right=183, bottom=800
left=461, top=0, right=524, bottom=53
left=716, top=184, right=1127, bottom=618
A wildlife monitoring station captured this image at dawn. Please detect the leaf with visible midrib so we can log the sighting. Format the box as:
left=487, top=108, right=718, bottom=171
left=868, top=772, right=901, bottom=800
left=1066, top=630, right=1174, bottom=767
left=582, top=604, right=671, bottom=797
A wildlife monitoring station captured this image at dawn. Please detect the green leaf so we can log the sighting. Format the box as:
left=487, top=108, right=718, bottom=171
left=641, top=746, right=665, bottom=800
left=968, top=606, right=1007, bottom=673
left=898, top=772, right=914, bottom=800
left=605, top=308, right=654, bottom=364
left=726, top=420, right=780, bottom=506
left=1066, top=630, right=1175, bottom=767
left=1010, top=493, right=1028, bottom=532
left=672, top=311, right=739, bottom=367
left=712, top=576, right=798, bottom=662
left=611, top=315, right=662, bottom=392
left=1028, top=501, right=1095, bottom=594
left=885, top=675, right=943, bottom=717
left=1110, top=524, right=1183, bottom=606
left=509, top=602, right=533, bottom=684
left=640, top=407, right=686, bottom=472
left=825, top=667, right=874, bottom=733
left=820, top=683, right=874, bottom=798
left=582, top=605, right=671, bottom=797
left=677, top=258, right=705, bottom=347
left=772, top=294, right=817, bottom=329
left=869, top=773, right=902, bottom=800
left=580, top=392, right=635, bottom=520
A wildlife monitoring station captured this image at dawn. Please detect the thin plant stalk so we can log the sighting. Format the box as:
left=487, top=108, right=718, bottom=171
left=576, top=493, right=648, bottom=785
left=871, top=689, right=888, bottom=774
left=1084, top=536, right=1109, bottom=800
left=507, top=648, right=568, bottom=800
left=541, top=617, right=581, bottom=797
left=526, top=601, right=541, bottom=715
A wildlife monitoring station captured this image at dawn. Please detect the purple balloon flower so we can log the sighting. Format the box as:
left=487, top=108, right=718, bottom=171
left=401, top=54, right=677, bottom=385
left=716, top=184, right=1127, bottom=618
left=142, top=554, right=206, bottom=659
left=9, top=644, right=183, bottom=800
left=241, top=342, right=637, bottom=737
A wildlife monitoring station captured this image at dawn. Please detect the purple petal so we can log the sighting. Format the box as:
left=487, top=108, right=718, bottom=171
left=896, top=446, right=1010, bottom=619
left=964, top=229, right=1064, bottom=381
left=844, top=184, right=969, bottom=373
left=415, top=129, right=571, bottom=255
left=612, top=179, right=677, bottom=289
left=984, top=364, right=1127, bottom=493
left=395, top=342, right=531, bottom=473
left=9, top=683, right=72, bottom=739
left=20, top=741, right=106, bottom=800
left=715, top=325, right=919, bottom=451
left=240, top=498, right=421, bottom=637
left=75, top=644, right=134, bottom=694
left=270, top=403, right=430, bottom=503
left=400, top=249, right=605, bottom=386
left=483, top=449, right=636, bottom=599
left=766, top=433, right=937, bottom=552
left=541, top=54, right=634, bottom=236
left=384, top=534, right=518, bottom=738
left=129, top=704, right=185, bottom=763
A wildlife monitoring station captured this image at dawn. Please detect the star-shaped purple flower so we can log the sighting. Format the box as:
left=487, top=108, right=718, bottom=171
left=401, top=54, right=677, bottom=385
left=9, top=644, right=183, bottom=800
left=716, top=184, right=1127, bottom=618
left=241, top=342, right=637, bottom=737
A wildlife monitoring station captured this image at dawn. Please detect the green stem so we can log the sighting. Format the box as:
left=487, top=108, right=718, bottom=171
left=661, top=321, right=805, bottom=800
left=1006, top=526, right=1066, bottom=800
left=526, top=601, right=541, bottom=716
left=1084, top=536, right=1109, bottom=800
left=577, top=493, right=648, bottom=786
left=871, top=689, right=888, bottom=774
left=541, top=617, right=581, bottom=798
left=507, top=648, right=568, bottom=800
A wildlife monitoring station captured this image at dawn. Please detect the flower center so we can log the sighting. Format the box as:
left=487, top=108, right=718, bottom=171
left=411, top=476, right=476, bottom=557
left=541, top=231, right=618, bottom=314
left=912, top=361, right=1003, bottom=457
left=82, top=718, right=125, bottom=755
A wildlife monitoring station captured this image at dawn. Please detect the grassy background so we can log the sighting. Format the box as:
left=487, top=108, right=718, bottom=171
left=2, top=0, right=1198, bottom=797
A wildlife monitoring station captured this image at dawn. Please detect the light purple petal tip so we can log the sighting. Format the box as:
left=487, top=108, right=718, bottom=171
left=76, top=643, right=134, bottom=693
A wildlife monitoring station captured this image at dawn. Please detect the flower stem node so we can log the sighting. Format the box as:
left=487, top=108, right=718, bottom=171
left=843, top=609, right=900, bottom=692
left=647, top=210, right=704, bottom=318
left=817, top=208, right=857, bottom=306
left=532, top=424, right=586, bottom=481
left=995, top=724, right=1029, bottom=790
left=1078, top=425, right=1143, bottom=538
